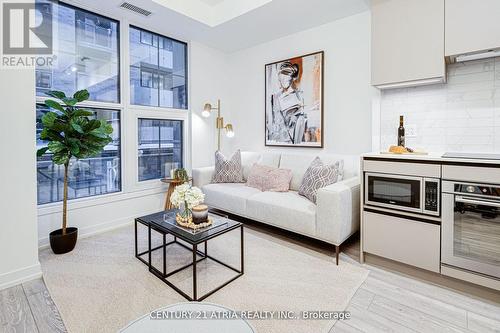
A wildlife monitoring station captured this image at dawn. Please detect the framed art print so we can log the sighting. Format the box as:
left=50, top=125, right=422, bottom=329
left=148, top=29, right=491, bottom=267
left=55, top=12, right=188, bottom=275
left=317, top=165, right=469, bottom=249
left=265, top=51, right=324, bottom=148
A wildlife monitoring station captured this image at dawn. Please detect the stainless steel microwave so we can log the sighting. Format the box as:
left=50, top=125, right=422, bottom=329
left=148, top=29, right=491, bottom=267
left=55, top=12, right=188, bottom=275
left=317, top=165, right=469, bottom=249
left=364, top=172, right=440, bottom=216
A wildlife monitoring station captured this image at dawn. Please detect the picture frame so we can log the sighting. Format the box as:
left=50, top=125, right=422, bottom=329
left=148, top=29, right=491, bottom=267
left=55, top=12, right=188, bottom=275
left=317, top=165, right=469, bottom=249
left=264, top=51, right=324, bottom=148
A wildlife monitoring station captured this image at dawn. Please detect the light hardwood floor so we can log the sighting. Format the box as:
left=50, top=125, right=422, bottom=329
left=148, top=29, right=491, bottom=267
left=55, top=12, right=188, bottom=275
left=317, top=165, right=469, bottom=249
left=2, top=218, right=499, bottom=333
left=0, top=278, right=66, bottom=333
left=241, top=218, right=500, bottom=333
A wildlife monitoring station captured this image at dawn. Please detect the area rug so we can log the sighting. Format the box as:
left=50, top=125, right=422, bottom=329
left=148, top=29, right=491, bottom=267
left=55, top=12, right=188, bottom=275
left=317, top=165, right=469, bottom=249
left=39, top=223, right=369, bottom=333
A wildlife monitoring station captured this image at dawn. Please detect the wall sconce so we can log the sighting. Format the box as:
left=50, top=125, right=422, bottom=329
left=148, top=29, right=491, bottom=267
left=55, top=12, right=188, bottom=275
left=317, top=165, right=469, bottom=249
left=202, top=99, right=234, bottom=150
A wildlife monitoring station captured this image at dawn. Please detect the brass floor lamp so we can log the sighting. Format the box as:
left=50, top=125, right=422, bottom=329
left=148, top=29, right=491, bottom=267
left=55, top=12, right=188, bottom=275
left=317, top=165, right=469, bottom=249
left=202, top=99, right=234, bottom=151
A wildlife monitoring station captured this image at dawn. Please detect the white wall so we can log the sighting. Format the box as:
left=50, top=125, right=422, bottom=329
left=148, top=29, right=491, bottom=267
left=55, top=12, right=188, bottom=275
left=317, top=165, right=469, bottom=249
left=379, top=57, right=500, bottom=152
left=221, top=11, right=373, bottom=156
left=0, top=67, right=42, bottom=290
left=190, top=41, right=230, bottom=167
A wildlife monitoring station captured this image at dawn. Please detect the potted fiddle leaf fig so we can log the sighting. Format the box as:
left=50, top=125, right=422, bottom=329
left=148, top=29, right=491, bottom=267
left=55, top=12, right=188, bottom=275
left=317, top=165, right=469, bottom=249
left=37, top=89, right=113, bottom=254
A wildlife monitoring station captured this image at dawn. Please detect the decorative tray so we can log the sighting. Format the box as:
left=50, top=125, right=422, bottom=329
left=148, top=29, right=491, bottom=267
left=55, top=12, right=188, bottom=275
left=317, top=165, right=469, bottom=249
left=162, top=211, right=228, bottom=234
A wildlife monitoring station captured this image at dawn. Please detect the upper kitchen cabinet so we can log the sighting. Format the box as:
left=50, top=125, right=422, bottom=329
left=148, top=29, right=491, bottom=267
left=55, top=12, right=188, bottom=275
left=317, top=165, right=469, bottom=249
left=371, top=0, right=446, bottom=89
left=445, top=0, right=500, bottom=59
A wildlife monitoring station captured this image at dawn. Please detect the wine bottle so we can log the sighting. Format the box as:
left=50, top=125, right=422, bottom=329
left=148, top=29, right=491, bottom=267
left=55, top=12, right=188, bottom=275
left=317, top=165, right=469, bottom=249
left=397, top=115, right=405, bottom=147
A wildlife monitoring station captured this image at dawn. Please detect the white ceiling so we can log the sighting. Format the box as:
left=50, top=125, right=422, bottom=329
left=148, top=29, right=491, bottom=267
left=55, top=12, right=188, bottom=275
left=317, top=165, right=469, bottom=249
left=151, top=0, right=273, bottom=26
left=68, top=0, right=370, bottom=52
left=199, top=0, right=226, bottom=6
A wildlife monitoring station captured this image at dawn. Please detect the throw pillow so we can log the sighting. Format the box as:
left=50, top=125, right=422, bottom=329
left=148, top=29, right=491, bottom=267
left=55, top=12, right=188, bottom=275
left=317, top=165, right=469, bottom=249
left=264, top=168, right=292, bottom=192
left=299, top=157, right=339, bottom=203
left=246, top=164, right=273, bottom=191
left=212, top=150, right=244, bottom=183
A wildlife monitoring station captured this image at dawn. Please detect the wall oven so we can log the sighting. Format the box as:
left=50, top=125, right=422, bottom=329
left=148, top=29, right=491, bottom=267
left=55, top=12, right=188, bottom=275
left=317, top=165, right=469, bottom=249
left=442, top=181, right=500, bottom=279
left=365, top=172, right=440, bottom=216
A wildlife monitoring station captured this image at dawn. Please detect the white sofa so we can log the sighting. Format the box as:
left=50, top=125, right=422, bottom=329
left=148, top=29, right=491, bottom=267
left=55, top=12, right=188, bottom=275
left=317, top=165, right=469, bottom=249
left=192, top=151, right=360, bottom=264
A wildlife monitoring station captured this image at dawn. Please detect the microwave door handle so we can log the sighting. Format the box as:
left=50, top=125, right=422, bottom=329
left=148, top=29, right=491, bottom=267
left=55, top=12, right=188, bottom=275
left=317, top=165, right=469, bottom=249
left=455, top=196, right=500, bottom=208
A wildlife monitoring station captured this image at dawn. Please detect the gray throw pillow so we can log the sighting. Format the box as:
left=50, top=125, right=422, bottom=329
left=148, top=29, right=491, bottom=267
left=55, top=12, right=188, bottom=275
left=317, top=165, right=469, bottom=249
left=299, top=157, right=339, bottom=203
left=212, top=150, right=244, bottom=183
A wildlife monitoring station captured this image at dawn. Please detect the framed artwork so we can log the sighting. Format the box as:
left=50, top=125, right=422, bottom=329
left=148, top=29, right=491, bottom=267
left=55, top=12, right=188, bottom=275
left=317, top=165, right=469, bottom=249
left=265, top=51, right=324, bottom=148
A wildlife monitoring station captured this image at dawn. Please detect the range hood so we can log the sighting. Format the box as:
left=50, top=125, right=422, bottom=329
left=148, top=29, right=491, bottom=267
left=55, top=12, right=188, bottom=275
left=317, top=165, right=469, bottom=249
left=448, top=48, right=500, bottom=63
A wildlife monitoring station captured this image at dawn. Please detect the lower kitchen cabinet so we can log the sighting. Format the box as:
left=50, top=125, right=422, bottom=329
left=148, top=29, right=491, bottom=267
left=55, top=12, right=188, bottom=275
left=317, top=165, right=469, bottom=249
left=363, top=210, right=441, bottom=273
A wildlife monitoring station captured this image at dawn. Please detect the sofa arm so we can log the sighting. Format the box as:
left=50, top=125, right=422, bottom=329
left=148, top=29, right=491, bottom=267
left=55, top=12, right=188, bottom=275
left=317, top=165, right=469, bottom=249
left=315, top=176, right=360, bottom=246
left=192, top=166, right=215, bottom=187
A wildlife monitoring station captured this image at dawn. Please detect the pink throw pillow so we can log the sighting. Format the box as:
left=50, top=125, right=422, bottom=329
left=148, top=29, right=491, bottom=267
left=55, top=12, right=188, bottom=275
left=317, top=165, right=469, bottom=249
left=246, top=164, right=292, bottom=192
left=246, top=164, right=273, bottom=191
left=264, top=168, right=292, bottom=192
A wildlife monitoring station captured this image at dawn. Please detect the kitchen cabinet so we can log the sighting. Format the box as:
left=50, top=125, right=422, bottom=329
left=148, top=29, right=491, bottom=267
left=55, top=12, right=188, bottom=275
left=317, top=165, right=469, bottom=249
left=363, top=211, right=441, bottom=273
left=371, top=0, right=445, bottom=88
left=445, top=0, right=500, bottom=57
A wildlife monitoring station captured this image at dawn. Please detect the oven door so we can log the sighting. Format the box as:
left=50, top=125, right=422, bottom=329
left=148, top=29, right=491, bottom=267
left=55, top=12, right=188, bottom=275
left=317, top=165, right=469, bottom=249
left=442, top=193, right=500, bottom=279
left=365, top=173, right=423, bottom=214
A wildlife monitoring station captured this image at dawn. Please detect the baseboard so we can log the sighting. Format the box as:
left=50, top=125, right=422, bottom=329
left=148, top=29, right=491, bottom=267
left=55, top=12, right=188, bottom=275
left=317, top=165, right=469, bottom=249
left=0, top=263, right=42, bottom=291
left=38, top=216, right=135, bottom=249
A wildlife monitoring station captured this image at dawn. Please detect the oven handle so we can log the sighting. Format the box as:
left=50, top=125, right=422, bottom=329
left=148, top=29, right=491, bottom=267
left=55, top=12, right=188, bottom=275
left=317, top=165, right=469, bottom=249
left=455, top=196, right=500, bottom=208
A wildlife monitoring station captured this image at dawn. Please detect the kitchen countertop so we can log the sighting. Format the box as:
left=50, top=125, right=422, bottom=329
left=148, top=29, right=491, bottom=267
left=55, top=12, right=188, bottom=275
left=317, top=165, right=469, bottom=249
left=362, top=152, right=500, bottom=166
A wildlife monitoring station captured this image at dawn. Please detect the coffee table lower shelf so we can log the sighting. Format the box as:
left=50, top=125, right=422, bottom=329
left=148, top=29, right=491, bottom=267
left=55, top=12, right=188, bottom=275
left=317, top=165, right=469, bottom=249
left=135, top=218, right=244, bottom=302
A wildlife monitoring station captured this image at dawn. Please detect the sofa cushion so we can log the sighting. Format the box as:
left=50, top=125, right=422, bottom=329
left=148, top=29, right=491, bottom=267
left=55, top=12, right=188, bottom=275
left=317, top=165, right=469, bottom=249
left=265, top=167, right=292, bottom=192
left=240, top=151, right=262, bottom=181
left=246, top=164, right=272, bottom=191
left=212, top=150, right=244, bottom=183
left=299, top=157, right=340, bottom=203
left=202, top=183, right=261, bottom=216
left=258, top=152, right=281, bottom=168
left=279, top=154, right=318, bottom=191
left=246, top=191, right=316, bottom=236
left=280, top=154, right=345, bottom=190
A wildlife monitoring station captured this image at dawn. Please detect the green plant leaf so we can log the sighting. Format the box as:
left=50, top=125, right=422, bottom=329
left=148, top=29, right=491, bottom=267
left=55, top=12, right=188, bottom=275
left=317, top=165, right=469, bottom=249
left=39, top=128, right=49, bottom=140
left=89, top=131, right=108, bottom=139
left=43, top=129, right=64, bottom=142
left=44, top=99, right=65, bottom=112
left=73, top=109, right=94, bottom=118
left=84, top=119, right=101, bottom=132
left=51, top=120, right=68, bottom=133
left=73, top=90, right=90, bottom=102
left=45, top=90, right=66, bottom=100
left=68, top=143, right=80, bottom=155
left=41, top=112, right=57, bottom=127
left=102, top=121, right=113, bottom=134
left=70, top=121, right=84, bottom=134
left=52, top=151, right=70, bottom=165
left=37, top=147, right=49, bottom=157
left=62, top=97, right=78, bottom=106
left=48, top=141, right=66, bottom=153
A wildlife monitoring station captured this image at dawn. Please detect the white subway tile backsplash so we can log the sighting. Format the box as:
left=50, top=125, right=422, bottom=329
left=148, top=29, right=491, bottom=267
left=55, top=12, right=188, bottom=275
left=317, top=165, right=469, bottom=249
left=380, top=57, right=500, bottom=152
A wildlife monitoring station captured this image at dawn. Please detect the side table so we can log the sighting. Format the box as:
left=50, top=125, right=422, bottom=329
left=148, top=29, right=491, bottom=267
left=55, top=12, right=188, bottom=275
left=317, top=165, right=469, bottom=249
left=160, top=177, right=193, bottom=210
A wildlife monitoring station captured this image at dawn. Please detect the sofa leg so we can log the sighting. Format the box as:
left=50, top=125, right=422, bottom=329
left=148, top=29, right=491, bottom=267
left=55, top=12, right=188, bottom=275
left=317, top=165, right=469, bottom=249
left=335, top=245, right=340, bottom=265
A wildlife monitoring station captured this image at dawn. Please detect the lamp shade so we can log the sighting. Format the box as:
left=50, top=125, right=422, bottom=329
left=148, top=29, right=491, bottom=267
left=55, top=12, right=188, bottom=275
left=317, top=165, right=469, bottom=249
left=202, top=103, right=212, bottom=117
left=225, top=124, right=234, bottom=138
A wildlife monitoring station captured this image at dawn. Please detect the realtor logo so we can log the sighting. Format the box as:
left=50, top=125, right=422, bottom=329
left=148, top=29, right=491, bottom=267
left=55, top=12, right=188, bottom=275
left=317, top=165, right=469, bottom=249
left=2, top=2, right=53, bottom=55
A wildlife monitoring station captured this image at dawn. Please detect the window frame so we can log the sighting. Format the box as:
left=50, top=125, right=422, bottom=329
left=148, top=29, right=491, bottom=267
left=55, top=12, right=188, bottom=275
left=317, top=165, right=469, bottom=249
left=35, top=0, right=122, bottom=104
left=129, top=24, right=188, bottom=110
left=35, top=104, right=123, bottom=205
left=37, top=1, right=192, bottom=212
left=137, top=117, right=184, bottom=182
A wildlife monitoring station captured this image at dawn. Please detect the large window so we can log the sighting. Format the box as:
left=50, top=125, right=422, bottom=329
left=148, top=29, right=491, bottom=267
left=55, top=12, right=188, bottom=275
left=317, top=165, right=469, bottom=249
left=130, top=27, right=187, bottom=109
left=138, top=119, right=183, bottom=181
left=35, top=2, right=189, bottom=205
left=36, top=105, right=121, bottom=205
left=35, top=2, right=120, bottom=103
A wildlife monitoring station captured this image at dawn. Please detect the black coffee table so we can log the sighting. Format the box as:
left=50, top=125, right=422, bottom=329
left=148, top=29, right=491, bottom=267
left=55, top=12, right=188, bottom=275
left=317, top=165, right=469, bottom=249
left=135, top=209, right=244, bottom=301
